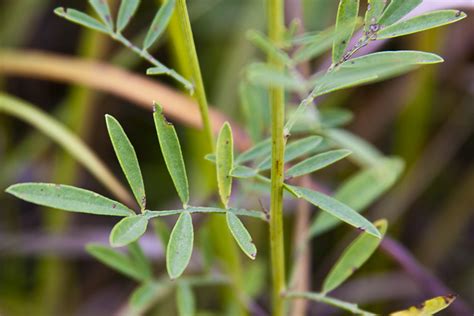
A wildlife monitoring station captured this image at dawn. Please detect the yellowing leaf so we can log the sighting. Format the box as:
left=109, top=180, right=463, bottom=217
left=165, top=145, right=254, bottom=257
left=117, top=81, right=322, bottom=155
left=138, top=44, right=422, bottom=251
left=389, top=295, right=456, bottom=316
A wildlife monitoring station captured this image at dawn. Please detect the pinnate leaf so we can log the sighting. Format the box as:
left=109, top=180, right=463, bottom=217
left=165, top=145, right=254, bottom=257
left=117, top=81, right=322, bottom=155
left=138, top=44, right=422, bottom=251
left=322, top=219, right=387, bottom=293
left=378, top=0, right=422, bottom=26
left=106, top=115, right=146, bottom=209
left=117, top=0, right=141, bottom=32
left=6, top=183, right=133, bottom=216
left=167, top=212, right=193, bottom=279
left=286, top=149, right=351, bottom=178
left=226, top=212, right=257, bottom=260
left=332, top=0, right=360, bottom=63
left=143, top=0, right=176, bottom=49
left=310, top=157, right=403, bottom=237
left=89, top=0, right=114, bottom=30
left=153, top=104, right=189, bottom=206
left=286, top=185, right=381, bottom=238
left=54, top=8, right=109, bottom=34
left=86, top=243, right=147, bottom=281
left=110, top=215, right=148, bottom=247
left=216, top=122, right=234, bottom=208
left=377, top=10, right=467, bottom=39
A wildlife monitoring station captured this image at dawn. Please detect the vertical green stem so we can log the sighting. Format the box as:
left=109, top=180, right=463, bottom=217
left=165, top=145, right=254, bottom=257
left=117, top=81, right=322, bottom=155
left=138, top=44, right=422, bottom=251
left=175, top=0, right=215, bottom=151
left=268, top=0, right=286, bottom=315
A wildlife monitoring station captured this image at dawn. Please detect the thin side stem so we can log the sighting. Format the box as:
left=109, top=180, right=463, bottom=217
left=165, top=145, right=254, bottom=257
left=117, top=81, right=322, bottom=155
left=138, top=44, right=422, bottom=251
left=174, top=0, right=215, bottom=151
left=268, top=0, right=287, bottom=315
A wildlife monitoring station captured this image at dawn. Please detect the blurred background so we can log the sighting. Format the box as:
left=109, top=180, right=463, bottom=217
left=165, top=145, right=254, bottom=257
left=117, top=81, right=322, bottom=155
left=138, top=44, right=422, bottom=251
left=0, top=0, right=473, bottom=315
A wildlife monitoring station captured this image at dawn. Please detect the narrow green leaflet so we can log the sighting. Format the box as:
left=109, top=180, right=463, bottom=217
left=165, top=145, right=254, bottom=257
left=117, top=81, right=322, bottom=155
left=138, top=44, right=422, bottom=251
left=231, top=165, right=258, bottom=179
left=332, top=0, right=360, bottom=63
left=216, top=122, right=234, bottom=208
left=117, top=0, right=141, bottom=32
left=239, top=82, right=269, bottom=143
left=153, top=105, right=189, bottom=206
left=286, top=185, right=381, bottom=238
left=106, top=115, right=146, bottom=210
left=313, top=51, right=443, bottom=98
left=310, top=157, right=403, bottom=237
left=129, top=281, right=171, bottom=312
left=110, top=215, right=149, bottom=247
left=145, top=207, right=267, bottom=221
left=167, top=212, right=193, bottom=279
left=86, top=244, right=147, bottom=281
left=89, top=0, right=114, bottom=31
left=319, top=108, right=353, bottom=128
left=258, top=136, right=323, bottom=171
left=6, top=183, right=133, bottom=216
left=286, top=149, right=351, bottom=179
left=235, top=138, right=271, bottom=164
left=128, top=242, right=152, bottom=280
left=325, top=128, right=382, bottom=167
left=226, top=212, right=257, bottom=260
left=378, top=0, right=422, bottom=26
left=389, top=295, right=456, bottom=316
left=176, top=282, right=196, bottom=316
left=247, top=30, right=292, bottom=65
left=143, top=0, right=176, bottom=49
left=247, top=63, right=305, bottom=92
left=377, top=10, right=467, bottom=39
left=322, top=219, right=388, bottom=293
left=364, top=0, right=386, bottom=31
left=54, top=8, right=109, bottom=34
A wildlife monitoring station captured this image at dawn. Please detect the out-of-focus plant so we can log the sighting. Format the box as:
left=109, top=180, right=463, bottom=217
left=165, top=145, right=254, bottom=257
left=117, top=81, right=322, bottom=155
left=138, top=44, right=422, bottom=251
left=5, top=0, right=467, bottom=314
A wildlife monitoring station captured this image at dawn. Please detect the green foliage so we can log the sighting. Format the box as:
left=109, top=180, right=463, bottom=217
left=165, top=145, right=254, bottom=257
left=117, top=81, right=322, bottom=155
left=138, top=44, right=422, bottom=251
left=143, top=0, right=176, bottom=50
left=176, top=282, right=196, bottom=316
left=322, top=219, right=388, bottom=293
left=333, top=0, right=360, bottom=63
left=167, top=212, right=194, bottom=279
left=6, top=183, right=133, bottom=216
left=286, top=149, right=351, bottom=179
left=54, top=8, right=109, bottom=34
left=226, top=212, right=257, bottom=260
left=216, top=122, right=234, bottom=208
left=117, top=0, right=141, bottom=32
left=110, top=215, right=149, bottom=247
left=153, top=104, right=189, bottom=206
left=378, top=0, right=422, bottom=26
left=106, top=115, right=146, bottom=210
left=89, top=0, right=113, bottom=31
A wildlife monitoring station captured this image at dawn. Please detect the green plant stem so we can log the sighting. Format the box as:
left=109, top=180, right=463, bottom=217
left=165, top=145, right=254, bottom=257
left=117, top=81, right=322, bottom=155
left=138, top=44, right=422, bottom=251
left=174, top=0, right=215, bottom=151
left=284, top=292, right=375, bottom=315
left=268, top=0, right=287, bottom=315
left=0, top=93, right=133, bottom=206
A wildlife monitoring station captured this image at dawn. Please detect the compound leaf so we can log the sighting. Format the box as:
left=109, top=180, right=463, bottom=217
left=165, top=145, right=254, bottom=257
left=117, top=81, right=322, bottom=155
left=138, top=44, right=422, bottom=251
left=106, top=115, right=146, bottom=210
left=153, top=104, right=189, bottom=206
left=6, top=183, right=133, bottom=217
left=226, top=212, right=257, bottom=260
left=167, top=212, right=193, bottom=279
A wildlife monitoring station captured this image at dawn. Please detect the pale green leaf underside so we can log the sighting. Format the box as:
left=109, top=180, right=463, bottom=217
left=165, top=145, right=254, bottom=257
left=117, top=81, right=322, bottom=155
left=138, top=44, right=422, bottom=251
left=110, top=215, right=148, bottom=247
left=247, top=30, right=292, bottom=66
left=313, top=51, right=443, bottom=98
left=286, top=185, right=381, bottom=238
left=54, top=8, right=109, bottom=34
left=226, top=212, right=257, bottom=260
left=129, top=281, right=169, bottom=312
left=235, top=138, right=271, bottom=164
left=143, top=0, right=176, bottom=49
left=167, top=212, right=193, bottom=279
left=231, top=165, right=259, bottom=179
left=322, top=219, right=388, bottom=293
left=364, top=0, right=386, bottom=31
left=310, top=157, right=404, bottom=237
left=216, top=122, right=234, bottom=208
left=146, top=207, right=268, bottom=221
left=153, top=105, right=189, bottom=206
left=6, top=183, right=133, bottom=216
left=106, top=115, right=146, bottom=209
left=117, top=0, right=141, bottom=32
left=86, top=243, right=147, bottom=281
left=258, top=135, right=323, bottom=171
left=247, top=63, right=305, bottom=92
left=176, top=282, right=196, bottom=316
left=128, top=242, right=152, bottom=279
left=286, top=149, right=352, bottom=178
left=332, top=0, right=360, bottom=63
left=89, top=0, right=113, bottom=30
left=377, top=10, right=467, bottom=39
left=378, top=0, right=422, bottom=26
